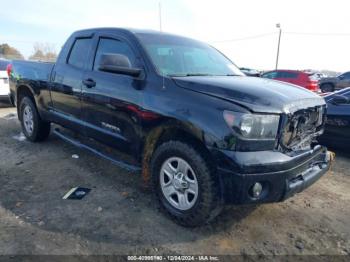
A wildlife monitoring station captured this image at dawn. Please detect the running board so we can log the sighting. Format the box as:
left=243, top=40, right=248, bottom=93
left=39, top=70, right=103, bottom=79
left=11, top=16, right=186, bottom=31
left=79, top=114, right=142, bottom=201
left=53, top=128, right=141, bottom=172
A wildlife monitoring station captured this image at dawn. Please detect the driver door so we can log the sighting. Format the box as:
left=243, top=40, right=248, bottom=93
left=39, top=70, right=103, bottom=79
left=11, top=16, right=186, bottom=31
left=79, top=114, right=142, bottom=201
left=81, top=35, right=144, bottom=155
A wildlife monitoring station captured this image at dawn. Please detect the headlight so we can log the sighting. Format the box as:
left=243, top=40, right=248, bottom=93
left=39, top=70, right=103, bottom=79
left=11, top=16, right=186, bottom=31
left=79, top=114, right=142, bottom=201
left=223, top=111, right=280, bottom=139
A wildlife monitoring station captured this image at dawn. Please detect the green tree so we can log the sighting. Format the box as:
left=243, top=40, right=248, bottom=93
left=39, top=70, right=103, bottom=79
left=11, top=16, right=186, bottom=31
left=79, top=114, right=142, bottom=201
left=0, top=44, right=24, bottom=60
left=29, top=42, right=57, bottom=62
left=29, top=49, right=46, bottom=61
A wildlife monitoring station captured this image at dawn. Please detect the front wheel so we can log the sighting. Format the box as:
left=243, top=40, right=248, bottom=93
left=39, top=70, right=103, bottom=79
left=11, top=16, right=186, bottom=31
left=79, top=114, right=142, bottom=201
left=151, top=141, right=223, bottom=227
left=19, top=97, right=51, bottom=142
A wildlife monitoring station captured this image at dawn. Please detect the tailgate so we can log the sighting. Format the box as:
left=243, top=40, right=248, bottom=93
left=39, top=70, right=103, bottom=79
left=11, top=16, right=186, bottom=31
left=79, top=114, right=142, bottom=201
left=0, top=71, right=9, bottom=95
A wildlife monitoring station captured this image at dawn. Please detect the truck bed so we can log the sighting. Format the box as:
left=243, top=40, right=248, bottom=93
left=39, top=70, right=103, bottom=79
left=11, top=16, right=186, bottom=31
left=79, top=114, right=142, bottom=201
left=9, top=60, right=55, bottom=108
left=11, top=60, right=54, bottom=81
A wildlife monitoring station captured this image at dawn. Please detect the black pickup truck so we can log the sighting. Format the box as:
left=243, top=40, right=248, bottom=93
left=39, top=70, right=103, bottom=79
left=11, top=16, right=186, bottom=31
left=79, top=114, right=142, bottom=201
left=8, top=28, right=331, bottom=226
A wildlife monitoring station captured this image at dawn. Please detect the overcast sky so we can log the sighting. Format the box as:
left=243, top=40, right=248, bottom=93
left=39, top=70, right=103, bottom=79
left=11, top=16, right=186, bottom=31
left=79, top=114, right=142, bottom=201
left=0, top=0, right=349, bottom=71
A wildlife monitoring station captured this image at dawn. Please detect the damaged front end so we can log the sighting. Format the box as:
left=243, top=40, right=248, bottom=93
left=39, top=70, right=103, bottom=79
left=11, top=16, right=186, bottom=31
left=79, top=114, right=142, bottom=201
left=279, top=103, right=326, bottom=153
left=217, top=100, right=330, bottom=205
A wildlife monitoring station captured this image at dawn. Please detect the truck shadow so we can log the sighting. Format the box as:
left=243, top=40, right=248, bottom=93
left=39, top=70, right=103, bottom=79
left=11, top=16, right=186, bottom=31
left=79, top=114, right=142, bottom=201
left=329, top=147, right=350, bottom=158
left=0, top=101, right=14, bottom=108
left=0, top=127, right=258, bottom=247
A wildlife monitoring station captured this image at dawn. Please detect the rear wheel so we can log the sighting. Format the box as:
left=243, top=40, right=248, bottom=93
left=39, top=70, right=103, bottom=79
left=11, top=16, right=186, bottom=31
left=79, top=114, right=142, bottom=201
left=19, top=97, right=50, bottom=142
left=321, top=83, right=334, bottom=93
left=151, top=141, right=223, bottom=227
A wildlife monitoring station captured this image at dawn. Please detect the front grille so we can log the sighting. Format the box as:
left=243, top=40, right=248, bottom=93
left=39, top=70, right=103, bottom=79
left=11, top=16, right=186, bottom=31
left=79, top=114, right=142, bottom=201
left=280, top=105, right=325, bottom=151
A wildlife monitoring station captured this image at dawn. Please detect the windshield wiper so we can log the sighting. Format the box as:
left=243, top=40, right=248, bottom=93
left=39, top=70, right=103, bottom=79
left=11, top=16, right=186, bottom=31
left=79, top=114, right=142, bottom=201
left=168, top=73, right=241, bottom=77
left=168, top=73, right=214, bottom=77
left=185, top=73, right=214, bottom=76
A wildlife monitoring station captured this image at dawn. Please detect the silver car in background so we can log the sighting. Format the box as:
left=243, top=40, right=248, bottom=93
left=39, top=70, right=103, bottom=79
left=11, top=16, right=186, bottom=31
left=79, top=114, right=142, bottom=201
left=0, top=59, right=11, bottom=103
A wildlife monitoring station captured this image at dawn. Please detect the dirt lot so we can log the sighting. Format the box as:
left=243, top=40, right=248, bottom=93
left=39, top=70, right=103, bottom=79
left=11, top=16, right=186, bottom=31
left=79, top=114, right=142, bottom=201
left=0, top=102, right=349, bottom=257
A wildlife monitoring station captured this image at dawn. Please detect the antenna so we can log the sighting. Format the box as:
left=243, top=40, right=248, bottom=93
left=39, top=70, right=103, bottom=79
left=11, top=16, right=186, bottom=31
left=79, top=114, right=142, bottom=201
left=158, top=1, right=165, bottom=89
left=159, top=1, right=162, bottom=32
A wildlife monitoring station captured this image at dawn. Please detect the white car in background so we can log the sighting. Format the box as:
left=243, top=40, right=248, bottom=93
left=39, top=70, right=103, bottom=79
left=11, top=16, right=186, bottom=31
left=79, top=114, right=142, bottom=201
left=0, top=59, right=11, bottom=103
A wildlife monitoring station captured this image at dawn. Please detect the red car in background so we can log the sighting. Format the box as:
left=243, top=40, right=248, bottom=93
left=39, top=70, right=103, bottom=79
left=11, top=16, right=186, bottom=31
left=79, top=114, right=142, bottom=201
left=261, top=70, right=321, bottom=93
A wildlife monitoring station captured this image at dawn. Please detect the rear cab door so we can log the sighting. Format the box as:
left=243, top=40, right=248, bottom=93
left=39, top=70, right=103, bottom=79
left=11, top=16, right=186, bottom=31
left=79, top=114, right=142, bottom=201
left=80, top=31, right=145, bottom=155
left=50, top=32, right=94, bottom=131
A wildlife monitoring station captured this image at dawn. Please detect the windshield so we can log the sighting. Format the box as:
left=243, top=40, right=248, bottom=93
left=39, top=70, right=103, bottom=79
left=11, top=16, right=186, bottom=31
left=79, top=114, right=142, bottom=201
left=136, top=33, right=243, bottom=77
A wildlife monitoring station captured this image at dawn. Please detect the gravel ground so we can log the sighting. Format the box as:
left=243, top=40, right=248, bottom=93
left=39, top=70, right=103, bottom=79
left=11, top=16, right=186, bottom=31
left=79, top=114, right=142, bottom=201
left=0, top=102, right=349, bottom=258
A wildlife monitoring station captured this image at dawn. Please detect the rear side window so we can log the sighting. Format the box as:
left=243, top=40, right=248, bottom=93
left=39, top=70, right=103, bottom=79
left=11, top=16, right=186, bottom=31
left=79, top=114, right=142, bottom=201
left=68, top=38, right=93, bottom=69
left=262, top=71, right=278, bottom=79
left=277, top=71, right=298, bottom=78
left=0, top=60, right=10, bottom=71
left=93, top=38, right=136, bottom=70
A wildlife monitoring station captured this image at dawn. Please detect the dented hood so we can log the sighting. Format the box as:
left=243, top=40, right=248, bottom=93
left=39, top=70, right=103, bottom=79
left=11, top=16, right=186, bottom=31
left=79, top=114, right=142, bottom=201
left=173, top=76, right=326, bottom=114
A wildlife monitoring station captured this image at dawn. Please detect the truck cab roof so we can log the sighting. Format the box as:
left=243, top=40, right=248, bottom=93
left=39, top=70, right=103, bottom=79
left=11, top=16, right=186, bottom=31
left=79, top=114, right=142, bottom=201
left=72, top=27, right=185, bottom=39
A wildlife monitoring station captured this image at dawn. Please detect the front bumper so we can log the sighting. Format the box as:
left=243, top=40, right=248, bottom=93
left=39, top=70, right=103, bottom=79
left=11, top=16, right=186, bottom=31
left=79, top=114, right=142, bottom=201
left=212, top=146, right=331, bottom=204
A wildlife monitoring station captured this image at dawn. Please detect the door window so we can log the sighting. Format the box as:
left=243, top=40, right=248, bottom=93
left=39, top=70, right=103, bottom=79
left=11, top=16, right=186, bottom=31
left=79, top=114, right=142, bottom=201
left=68, top=38, right=93, bottom=69
left=93, top=38, right=136, bottom=71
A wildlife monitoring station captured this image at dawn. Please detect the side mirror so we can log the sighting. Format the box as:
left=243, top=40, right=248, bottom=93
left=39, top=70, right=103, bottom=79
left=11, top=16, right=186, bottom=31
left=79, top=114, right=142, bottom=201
left=331, top=95, right=349, bottom=105
left=98, top=53, right=142, bottom=77
left=338, top=75, right=344, bottom=80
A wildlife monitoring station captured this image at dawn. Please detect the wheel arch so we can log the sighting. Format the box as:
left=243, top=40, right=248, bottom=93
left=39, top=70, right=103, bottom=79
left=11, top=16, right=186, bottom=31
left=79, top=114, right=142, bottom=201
left=141, top=120, right=216, bottom=184
left=16, top=84, right=37, bottom=119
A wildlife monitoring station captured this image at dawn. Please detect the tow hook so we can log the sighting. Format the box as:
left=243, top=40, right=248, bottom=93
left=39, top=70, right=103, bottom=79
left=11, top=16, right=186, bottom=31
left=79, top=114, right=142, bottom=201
left=313, top=151, right=335, bottom=170
left=327, top=151, right=336, bottom=171
left=328, top=151, right=336, bottom=162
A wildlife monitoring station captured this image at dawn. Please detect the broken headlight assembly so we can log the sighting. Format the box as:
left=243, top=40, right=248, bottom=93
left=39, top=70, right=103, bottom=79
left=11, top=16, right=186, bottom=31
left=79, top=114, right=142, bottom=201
left=223, top=111, right=280, bottom=151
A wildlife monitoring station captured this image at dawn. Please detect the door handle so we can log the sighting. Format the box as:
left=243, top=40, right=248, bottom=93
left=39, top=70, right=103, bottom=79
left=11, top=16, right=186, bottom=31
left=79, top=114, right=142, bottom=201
left=82, top=78, right=96, bottom=88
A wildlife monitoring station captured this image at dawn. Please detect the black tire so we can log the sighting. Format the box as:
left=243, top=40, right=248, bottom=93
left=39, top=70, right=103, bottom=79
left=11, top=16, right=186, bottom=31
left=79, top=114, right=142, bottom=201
left=151, top=141, right=223, bottom=227
left=321, top=83, right=334, bottom=93
left=19, top=97, right=51, bottom=142
left=9, top=95, right=15, bottom=107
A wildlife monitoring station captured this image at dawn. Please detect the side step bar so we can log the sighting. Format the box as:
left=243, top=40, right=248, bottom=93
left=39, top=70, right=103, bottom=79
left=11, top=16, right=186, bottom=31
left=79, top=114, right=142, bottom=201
left=53, top=128, right=141, bottom=172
